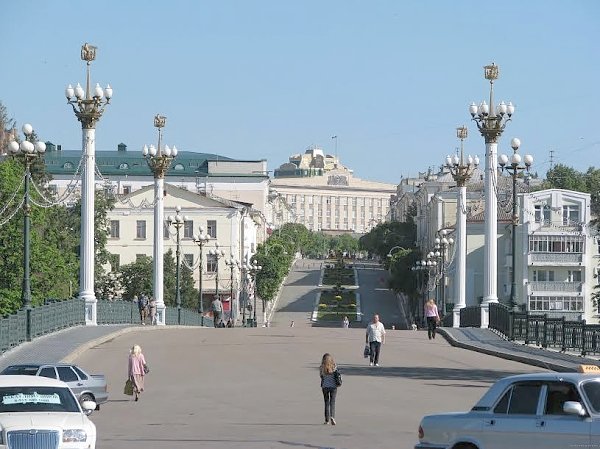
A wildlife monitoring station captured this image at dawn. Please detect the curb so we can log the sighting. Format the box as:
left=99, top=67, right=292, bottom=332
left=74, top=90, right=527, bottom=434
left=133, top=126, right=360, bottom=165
left=437, top=328, right=575, bottom=373
left=61, top=325, right=209, bottom=364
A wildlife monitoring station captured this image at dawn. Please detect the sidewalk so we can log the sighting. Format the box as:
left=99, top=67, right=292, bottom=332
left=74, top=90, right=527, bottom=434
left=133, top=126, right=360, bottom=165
left=439, top=327, right=600, bottom=372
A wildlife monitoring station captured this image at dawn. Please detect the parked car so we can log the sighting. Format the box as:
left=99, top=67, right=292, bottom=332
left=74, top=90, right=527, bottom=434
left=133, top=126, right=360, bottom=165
left=0, top=363, right=107, bottom=415
left=415, top=366, right=600, bottom=449
left=0, top=374, right=96, bottom=448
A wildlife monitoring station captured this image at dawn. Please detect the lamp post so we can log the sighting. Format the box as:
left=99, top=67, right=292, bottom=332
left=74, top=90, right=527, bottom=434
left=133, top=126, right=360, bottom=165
left=209, top=243, right=226, bottom=305
left=499, top=137, right=533, bottom=311
left=411, top=259, right=428, bottom=325
left=225, top=257, right=240, bottom=324
left=65, top=43, right=112, bottom=325
left=8, top=124, right=46, bottom=341
left=193, top=228, right=210, bottom=322
left=247, top=261, right=262, bottom=327
left=432, top=230, right=454, bottom=316
left=469, top=62, right=514, bottom=328
left=167, top=206, right=188, bottom=325
left=445, top=126, right=479, bottom=327
left=143, top=115, right=178, bottom=325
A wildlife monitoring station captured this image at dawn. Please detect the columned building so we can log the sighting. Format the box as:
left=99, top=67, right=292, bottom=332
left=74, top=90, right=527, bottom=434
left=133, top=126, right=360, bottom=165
left=270, top=147, right=396, bottom=233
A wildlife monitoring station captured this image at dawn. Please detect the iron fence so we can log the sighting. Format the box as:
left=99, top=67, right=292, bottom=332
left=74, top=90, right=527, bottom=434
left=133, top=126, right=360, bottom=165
left=459, top=306, right=481, bottom=328
left=97, top=300, right=136, bottom=324
left=488, top=302, right=600, bottom=356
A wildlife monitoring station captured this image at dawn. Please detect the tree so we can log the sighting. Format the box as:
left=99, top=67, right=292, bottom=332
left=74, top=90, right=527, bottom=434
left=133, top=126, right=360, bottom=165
left=118, top=256, right=153, bottom=300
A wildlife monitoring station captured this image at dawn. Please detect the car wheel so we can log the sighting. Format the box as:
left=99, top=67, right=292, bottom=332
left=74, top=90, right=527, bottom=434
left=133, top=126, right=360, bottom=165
left=79, top=393, right=95, bottom=416
left=453, top=444, right=478, bottom=449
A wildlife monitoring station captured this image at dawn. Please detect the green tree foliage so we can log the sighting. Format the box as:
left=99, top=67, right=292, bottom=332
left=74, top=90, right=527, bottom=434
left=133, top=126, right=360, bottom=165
left=119, top=255, right=153, bottom=300
left=359, top=221, right=417, bottom=260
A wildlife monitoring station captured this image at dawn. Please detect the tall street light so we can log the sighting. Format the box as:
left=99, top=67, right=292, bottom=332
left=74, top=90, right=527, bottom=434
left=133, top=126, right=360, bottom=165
left=446, top=126, right=479, bottom=327
left=65, top=43, right=112, bottom=325
left=411, top=259, right=428, bottom=325
left=499, top=137, right=533, bottom=311
left=143, top=115, right=178, bottom=325
left=209, top=243, right=226, bottom=305
left=193, top=228, right=210, bottom=323
left=469, top=62, right=514, bottom=328
left=247, top=260, right=262, bottom=327
left=432, top=230, right=454, bottom=316
left=168, top=206, right=188, bottom=325
left=225, top=257, right=240, bottom=324
left=8, top=124, right=46, bottom=341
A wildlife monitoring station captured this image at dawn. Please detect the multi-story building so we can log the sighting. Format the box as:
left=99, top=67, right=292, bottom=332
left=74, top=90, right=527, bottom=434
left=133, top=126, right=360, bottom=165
left=270, top=147, right=396, bottom=233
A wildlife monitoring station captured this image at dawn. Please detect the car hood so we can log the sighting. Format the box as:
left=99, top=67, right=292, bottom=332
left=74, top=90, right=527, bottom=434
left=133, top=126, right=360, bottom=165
left=0, top=413, right=93, bottom=431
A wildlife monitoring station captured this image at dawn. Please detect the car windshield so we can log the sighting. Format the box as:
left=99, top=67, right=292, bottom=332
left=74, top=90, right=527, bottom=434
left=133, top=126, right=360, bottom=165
left=0, top=386, right=79, bottom=413
left=0, top=366, right=39, bottom=376
left=581, top=381, right=600, bottom=413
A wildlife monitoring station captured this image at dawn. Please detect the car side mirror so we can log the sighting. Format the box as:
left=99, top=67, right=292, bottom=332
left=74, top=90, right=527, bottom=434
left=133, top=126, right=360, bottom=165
left=81, top=400, right=97, bottom=412
left=563, top=401, right=586, bottom=417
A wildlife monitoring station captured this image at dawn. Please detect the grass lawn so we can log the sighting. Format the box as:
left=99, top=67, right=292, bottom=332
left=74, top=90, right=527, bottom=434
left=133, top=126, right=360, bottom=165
left=317, top=290, right=357, bottom=320
left=322, top=267, right=355, bottom=285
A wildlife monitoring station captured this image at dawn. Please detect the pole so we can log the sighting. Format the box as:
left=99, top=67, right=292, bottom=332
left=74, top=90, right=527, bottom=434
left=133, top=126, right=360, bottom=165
left=198, top=243, right=204, bottom=325
left=153, top=175, right=166, bottom=325
left=440, top=250, right=445, bottom=316
left=230, top=266, right=234, bottom=324
left=176, top=226, right=181, bottom=325
left=454, top=185, right=467, bottom=327
left=253, top=274, right=257, bottom=327
left=23, top=164, right=32, bottom=341
left=242, top=269, right=246, bottom=326
left=510, top=170, right=518, bottom=309
left=215, top=258, right=220, bottom=305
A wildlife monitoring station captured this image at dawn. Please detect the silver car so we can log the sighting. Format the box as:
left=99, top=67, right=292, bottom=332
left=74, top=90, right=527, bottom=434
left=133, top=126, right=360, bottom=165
left=0, top=364, right=108, bottom=415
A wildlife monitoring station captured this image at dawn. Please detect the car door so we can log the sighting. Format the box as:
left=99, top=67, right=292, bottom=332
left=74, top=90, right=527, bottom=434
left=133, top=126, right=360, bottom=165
left=56, top=366, right=84, bottom=398
left=538, top=381, right=591, bottom=449
left=479, top=381, right=543, bottom=449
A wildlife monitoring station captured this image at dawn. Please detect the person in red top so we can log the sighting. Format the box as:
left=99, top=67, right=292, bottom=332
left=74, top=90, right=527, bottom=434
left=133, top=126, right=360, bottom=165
left=128, top=344, right=147, bottom=402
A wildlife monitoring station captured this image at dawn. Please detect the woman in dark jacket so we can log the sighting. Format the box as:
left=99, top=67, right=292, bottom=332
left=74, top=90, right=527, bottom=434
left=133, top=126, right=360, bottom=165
left=319, top=353, right=341, bottom=425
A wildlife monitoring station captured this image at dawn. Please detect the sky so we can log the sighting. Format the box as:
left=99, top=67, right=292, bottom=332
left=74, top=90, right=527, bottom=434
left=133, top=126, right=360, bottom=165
left=1, top=0, right=599, bottom=184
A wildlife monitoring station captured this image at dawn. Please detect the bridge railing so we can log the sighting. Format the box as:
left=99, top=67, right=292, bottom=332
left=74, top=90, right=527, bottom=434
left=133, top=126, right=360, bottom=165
left=459, top=306, right=481, bottom=328
left=488, top=302, right=600, bottom=356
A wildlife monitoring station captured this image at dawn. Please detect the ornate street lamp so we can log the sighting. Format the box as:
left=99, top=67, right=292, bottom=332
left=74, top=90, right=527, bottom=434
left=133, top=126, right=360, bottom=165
left=469, top=62, right=514, bottom=328
left=446, top=126, right=479, bottom=326
left=499, top=137, right=533, bottom=311
left=411, top=259, right=428, bottom=325
left=209, top=243, right=226, bottom=305
left=247, top=260, right=262, bottom=327
left=143, top=115, right=177, bottom=325
left=193, top=228, right=210, bottom=322
left=65, top=43, right=112, bottom=325
left=8, top=124, right=46, bottom=341
left=225, top=257, right=240, bottom=325
left=432, top=230, right=454, bottom=317
left=167, top=206, right=188, bottom=325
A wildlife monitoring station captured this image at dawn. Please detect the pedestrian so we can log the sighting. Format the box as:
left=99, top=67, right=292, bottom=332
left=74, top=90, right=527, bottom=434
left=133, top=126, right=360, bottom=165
left=365, top=314, right=386, bottom=367
left=138, top=294, right=148, bottom=325
left=319, top=353, right=341, bottom=425
left=148, top=297, right=157, bottom=325
left=128, top=344, right=147, bottom=402
left=342, top=316, right=349, bottom=328
left=425, top=299, right=440, bottom=340
left=211, top=296, right=223, bottom=328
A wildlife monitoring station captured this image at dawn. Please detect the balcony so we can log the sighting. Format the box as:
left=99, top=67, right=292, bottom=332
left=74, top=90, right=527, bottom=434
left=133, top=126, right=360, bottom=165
left=529, top=253, right=583, bottom=265
left=528, top=281, right=583, bottom=293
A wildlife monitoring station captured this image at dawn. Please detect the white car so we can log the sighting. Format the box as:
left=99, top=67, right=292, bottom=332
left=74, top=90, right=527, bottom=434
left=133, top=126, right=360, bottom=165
left=0, top=375, right=96, bottom=449
left=415, top=366, right=600, bottom=449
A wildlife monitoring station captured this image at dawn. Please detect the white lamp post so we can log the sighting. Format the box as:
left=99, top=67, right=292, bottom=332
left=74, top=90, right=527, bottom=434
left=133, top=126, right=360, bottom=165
left=193, top=228, right=210, bottom=321
left=225, top=257, right=240, bottom=324
left=143, top=115, right=177, bottom=325
left=65, top=43, right=112, bottom=325
left=167, top=206, right=188, bottom=325
left=445, top=126, right=479, bottom=326
left=469, top=63, right=514, bottom=328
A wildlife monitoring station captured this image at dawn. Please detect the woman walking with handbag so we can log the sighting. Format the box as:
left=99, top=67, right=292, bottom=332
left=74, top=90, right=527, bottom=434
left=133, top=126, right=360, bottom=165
left=128, top=344, right=148, bottom=402
left=319, top=353, right=342, bottom=425
left=424, top=299, right=440, bottom=340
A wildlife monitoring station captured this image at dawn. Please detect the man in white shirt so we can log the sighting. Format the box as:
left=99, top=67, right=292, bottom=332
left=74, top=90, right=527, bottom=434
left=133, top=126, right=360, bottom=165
left=365, top=314, right=386, bottom=366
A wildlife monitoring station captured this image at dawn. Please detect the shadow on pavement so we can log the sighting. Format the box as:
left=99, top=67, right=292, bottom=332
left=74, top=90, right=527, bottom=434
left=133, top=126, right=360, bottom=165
left=338, top=365, right=530, bottom=383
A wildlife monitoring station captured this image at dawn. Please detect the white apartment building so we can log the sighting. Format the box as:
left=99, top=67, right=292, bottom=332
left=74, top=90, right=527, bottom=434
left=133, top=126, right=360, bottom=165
left=271, top=147, right=396, bottom=233
left=105, top=184, right=261, bottom=319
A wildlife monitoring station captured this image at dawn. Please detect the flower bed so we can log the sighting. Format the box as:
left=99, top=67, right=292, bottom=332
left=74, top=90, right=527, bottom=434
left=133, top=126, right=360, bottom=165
left=317, top=290, right=356, bottom=320
left=321, top=267, right=355, bottom=286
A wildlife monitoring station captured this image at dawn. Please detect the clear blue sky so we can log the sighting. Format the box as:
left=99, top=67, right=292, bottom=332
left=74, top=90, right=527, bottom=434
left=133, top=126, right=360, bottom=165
left=1, top=0, right=598, bottom=184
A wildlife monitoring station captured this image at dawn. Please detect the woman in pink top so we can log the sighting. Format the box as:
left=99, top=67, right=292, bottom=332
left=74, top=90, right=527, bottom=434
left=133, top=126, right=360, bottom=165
left=424, top=299, right=440, bottom=340
left=128, top=344, right=147, bottom=401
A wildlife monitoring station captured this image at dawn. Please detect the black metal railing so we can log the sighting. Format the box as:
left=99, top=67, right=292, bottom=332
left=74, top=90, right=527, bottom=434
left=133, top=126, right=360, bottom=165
left=441, top=313, right=453, bottom=328
left=459, top=306, right=481, bottom=328
left=488, top=302, right=600, bottom=356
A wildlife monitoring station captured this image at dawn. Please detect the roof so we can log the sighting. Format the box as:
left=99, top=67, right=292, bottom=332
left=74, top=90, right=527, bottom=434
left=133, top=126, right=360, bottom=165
left=0, top=375, right=68, bottom=388
left=43, top=150, right=266, bottom=178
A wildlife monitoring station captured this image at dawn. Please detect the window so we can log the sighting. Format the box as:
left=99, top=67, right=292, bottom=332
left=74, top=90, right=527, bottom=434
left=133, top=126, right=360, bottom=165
left=534, top=205, right=551, bottom=223
left=184, top=220, right=194, bottom=238
left=207, top=220, right=217, bottom=238
left=568, top=271, right=582, bottom=282
left=563, top=205, right=580, bottom=225
left=122, top=185, right=131, bottom=195
left=533, top=270, right=555, bottom=282
left=72, top=366, right=88, bottom=380
left=39, top=367, right=57, bottom=379
left=110, top=220, right=120, bottom=238
left=163, top=221, right=170, bottom=239
left=136, top=220, right=146, bottom=239
left=529, top=296, right=584, bottom=312
left=207, top=254, right=217, bottom=273
left=496, top=383, right=542, bottom=415
left=57, top=367, right=79, bottom=383
left=544, top=382, right=581, bottom=415
left=529, top=235, right=585, bottom=253
left=184, top=254, right=194, bottom=268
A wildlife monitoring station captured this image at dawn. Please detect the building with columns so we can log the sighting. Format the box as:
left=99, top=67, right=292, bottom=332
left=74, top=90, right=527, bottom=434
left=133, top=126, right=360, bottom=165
left=270, top=147, right=396, bottom=233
